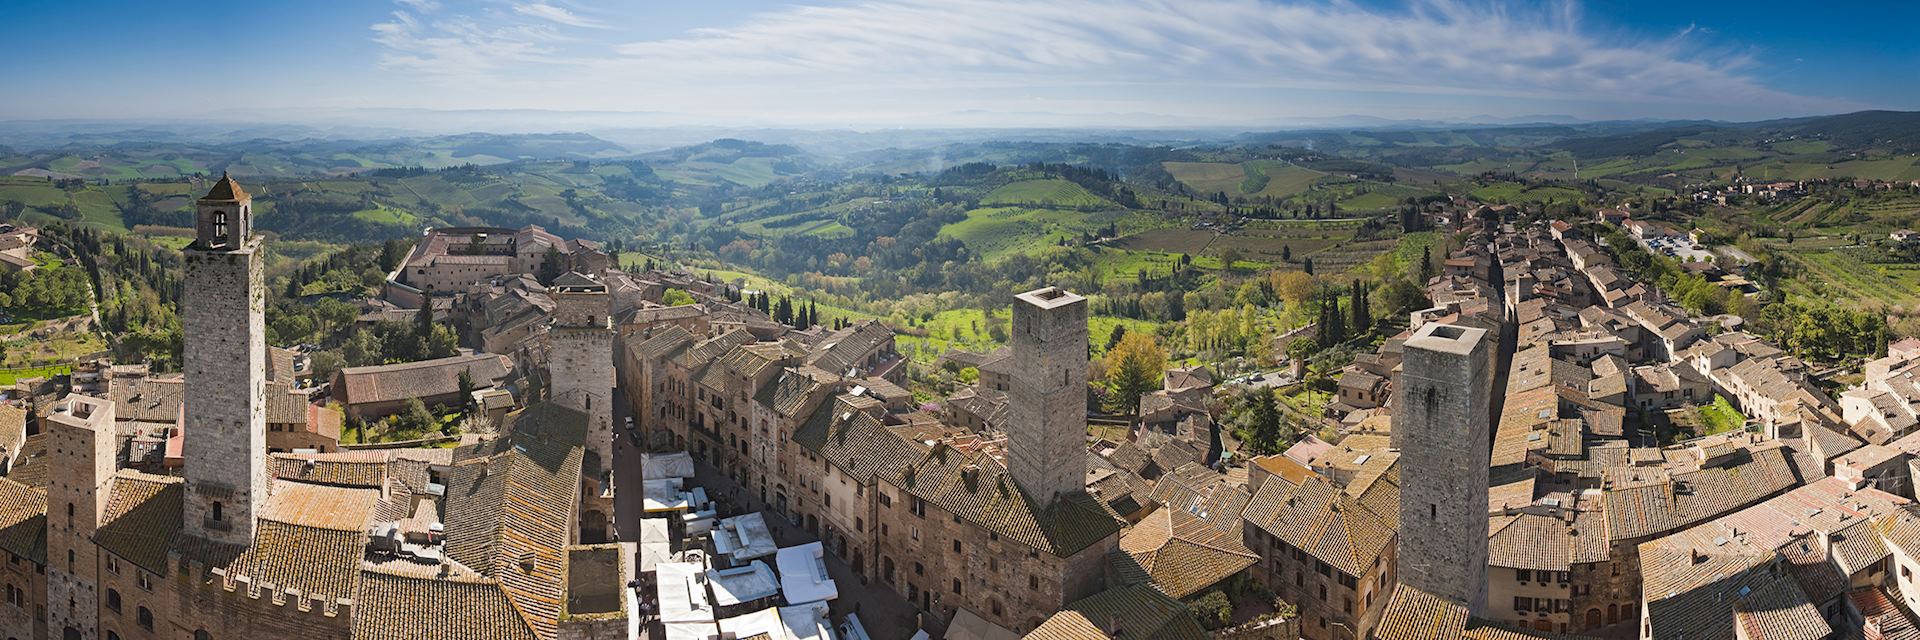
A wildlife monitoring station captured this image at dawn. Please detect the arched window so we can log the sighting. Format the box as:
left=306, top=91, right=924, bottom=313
left=64, top=627, right=80, bottom=640
left=195, top=631, right=212, bottom=640
left=108, top=634, right=120, bottom=640
left=137, top=607, right=153, bottom=630
left=212, top=501, right=223, bottom=522
left=106, top=588, right=120, bottom=612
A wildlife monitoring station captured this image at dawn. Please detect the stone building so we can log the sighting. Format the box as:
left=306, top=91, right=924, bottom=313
left=1393, top=322, right=1495, bottom=615
left=7, top=177, right=622, bottom=640
left=545, top=272, right=616, bottom=542
left=1007, top=287, right=1090, bottom=509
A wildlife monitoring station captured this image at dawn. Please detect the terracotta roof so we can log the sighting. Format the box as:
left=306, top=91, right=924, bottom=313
left=353, top=569, right=537, bottom=640
left=6, top=433, right=48, bottom=488
left=1375, top=583, right=1573, bottom=640
left=95, top=471, right=185, bottom=574
left=1024, top=583, right=1208, bottom=640
left=807, top=320, right=893, bottom=374
left=200, top=173, right=250, bottom=202
left=443, top=402, right=587, bottom=640
left=634, top=325, right=695, bottom=360
left=1604, top=445, right=1798, bottom=541
left=1242, top=473, right=1395, bottom=578
left=901, top=442, right=1122, bottom=558
left=0, top=477, right=46, bottom=564
left=1116, top=507, right=1257, bottom=598
left=756, top=366, right=838, bottom=419
left=335, top=353, right=512, bottom=407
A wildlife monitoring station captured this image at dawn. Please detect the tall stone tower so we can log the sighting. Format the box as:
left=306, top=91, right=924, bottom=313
left=181, top=174, right=268, bottom=547
left=1394, top=321, right=1494, bottom=614
left=45, top=395, right=116, bottom=640
left=549, top=272, right=614, bottom=485
left=1008, top=286, right=1089, bottom=508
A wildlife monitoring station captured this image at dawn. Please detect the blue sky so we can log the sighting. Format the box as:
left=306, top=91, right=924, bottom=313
left=0, top=0, right=1912, bottom=128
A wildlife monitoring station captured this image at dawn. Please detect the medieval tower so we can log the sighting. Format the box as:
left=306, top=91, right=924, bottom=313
left=1007, top=286, right=1089, bottom=508
left=44, top=395, right=117, bottom=640
left=549, top=272, right=615, bottom=539
left=1394, top=321, right=1495, bottom=614
left=181, top=174, right=269, bottom=548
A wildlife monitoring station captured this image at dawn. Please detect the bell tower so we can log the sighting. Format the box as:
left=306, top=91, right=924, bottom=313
left=181, top=173, right=268, bottom=547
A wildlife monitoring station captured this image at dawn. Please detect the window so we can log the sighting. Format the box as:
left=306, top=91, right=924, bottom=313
left=879, top=494, right=892, bottom=508
left=952, top=579, right=962, bottom=595
left=196, top=631, right=212, bottom=640
left=1515, top=597, right=1532, bottom=612
left=914, top=562, right=924, bottom=577
left=106, top=589, right=120, bottom=613
left=137, top=607, right=153, bottom=631
left=212, top=501, right=224, bottom=522
left=910, top=497, right=926, bottom=518
left=109, top=633, right=122, bottom=640
left=1029, top=575, right=1039, bottom=590
left=1516, top=569, right=1531, bottom=583
left=138, top=572, right=152, bottom=591
left=952, top=540, right=962, bottom=554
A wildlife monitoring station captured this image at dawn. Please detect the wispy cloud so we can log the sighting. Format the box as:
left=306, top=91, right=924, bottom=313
left=512, top=2, right=607, bottom=29
left=363, top=0, right=1855, bottom=124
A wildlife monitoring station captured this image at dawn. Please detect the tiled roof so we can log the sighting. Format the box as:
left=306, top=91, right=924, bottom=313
left=226, top=519, right=366, bottom=601
left=200, top=173, right=250, bottom=201
left=1116, top=507, right=1257, bottom=598
left=1241, top=473, right=1395, bottom=578
left=95, top=471, right=185, bottom=574
left=901, top=443, right=1122, bottom=558
left=793, top=400, right=923, bottom=485
left=676, top=330, right=753, bottom=369
left=1146, top=463, right=1250, bottom=530
left=1487, top=513, right=1575, bottom=572
left=1024, top=583, right=1208, bottom=640
left=807, top=320, right=893, bottom=374
left=1604, top=445, right=1797, bottom=541
left=0, top=478, right=45, bottom=564
left=754, top=366, right=837, bottom=419
left=443, top=402, right=587, bottom=640
left=6, top=432, right=48, bottom=488
left=336, top=353, right=513, bottom=407
left=270, top=452, right=390, bottom=487
left=1375, top=584, right=1573, bottom=640
left=352, top=569, right=537, bottom=640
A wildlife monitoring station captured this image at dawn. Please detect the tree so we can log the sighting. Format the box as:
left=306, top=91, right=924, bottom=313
left=1246, top=389, right=1285, bottom=455
left=1104, top=332, right=1167, bottom=416
left=401, top=397, right=435, bottom=435
left=1302, top=257, right=1315, bottom=275
left=1281, top=244, right=1292, bottom=262
left=1105, top=324, right=1128, bottom=352
left=457, top=368, right=477, bottom=417
left=661, top=288, right=695, bottom=306
left=536, top=247, right=565, bottom=285
left=1218, top=247, right=1245, bottom=271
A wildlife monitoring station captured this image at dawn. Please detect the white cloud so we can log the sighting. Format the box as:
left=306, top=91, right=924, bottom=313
left=362, top=0, right=1854, bottom=124
left=394, top=0, right=440, bottom=12
left=512, top=2, right=607, bottom=29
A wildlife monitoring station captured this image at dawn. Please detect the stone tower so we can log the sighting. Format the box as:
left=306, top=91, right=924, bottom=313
left=549, top=272, right=614, bottom=486
left=45, top=395, right=116, bottom=640
left=1008, top=286, right=1089, bottom=508
left=181, top=173, right=268, bottom=547
left=1394, top=321, right=1494, bottom=614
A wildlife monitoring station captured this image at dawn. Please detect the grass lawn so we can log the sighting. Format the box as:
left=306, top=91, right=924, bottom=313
left=1697, top=395, right=1748, bottom=436
left=0, top=363, right=72, bottom=385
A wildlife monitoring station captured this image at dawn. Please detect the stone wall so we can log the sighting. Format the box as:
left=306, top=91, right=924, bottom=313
left=1007, top=287, right=1088, bottom=509
left=1394, top=322, right=1494, bottom=614
left=181, top=242, right=268, bottom=548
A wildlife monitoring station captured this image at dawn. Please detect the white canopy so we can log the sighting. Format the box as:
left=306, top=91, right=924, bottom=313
left=639, top=518, right=674, bottom=573
left=643, top=478, right=691, bottom=512
left=663, top=621, right=719, bottom=640
left=707, top=560, right=780, bottom=606
left=712, top=512, right=778, bottom=562
left=781, top=601, right=837, bottom=640
left=719, top=607, right=786, bottom=640
left=657, top=561, right=716, bottom=623
left=642, top=451, right=697, bottom=480
left=775, top=542, right=838, bottom=604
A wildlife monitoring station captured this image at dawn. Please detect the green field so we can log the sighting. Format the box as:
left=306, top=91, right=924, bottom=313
left=980, top=179, right=1111, bottom=208
left=1778, top=247, right=1920, bottom=307
left=1163, top=160, right=1325, bottom=200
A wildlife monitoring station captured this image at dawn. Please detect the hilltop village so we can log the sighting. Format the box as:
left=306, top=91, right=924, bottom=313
left=5, top=177, right=1920, bottom=640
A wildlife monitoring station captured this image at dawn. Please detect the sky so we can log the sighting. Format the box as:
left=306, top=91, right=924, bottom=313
left=0, top=0, right=1913, bottom=129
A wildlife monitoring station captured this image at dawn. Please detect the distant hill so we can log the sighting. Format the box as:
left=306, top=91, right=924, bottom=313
left=0, top=132, right=633, bottom=182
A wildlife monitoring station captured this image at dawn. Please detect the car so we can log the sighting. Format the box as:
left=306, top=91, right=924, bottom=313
left=1249, top=373, right=1265, bottom=382
left=629, top=432, right=643, bottom=446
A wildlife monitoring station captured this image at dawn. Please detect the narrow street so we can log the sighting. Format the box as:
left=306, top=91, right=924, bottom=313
left=612, top=385, right=930, bottom=639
